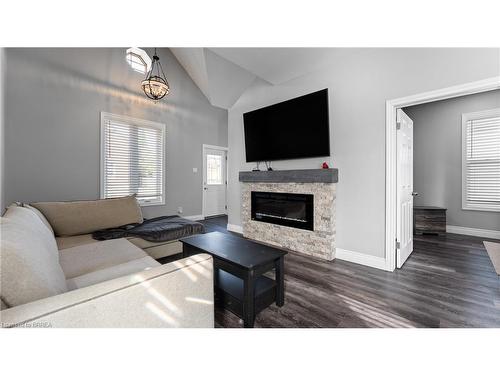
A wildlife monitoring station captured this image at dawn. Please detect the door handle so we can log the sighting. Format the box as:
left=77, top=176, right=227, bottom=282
left=411, top=192, right=418, bottom=196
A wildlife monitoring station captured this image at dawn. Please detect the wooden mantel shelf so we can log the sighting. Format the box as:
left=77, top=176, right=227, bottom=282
left=239, top=168, right=338, bottom=184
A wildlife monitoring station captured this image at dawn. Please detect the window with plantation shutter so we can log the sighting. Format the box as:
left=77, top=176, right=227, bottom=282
left=100, top=112, right=165, bottom=206
left=462, top=108, right=500, bottom=212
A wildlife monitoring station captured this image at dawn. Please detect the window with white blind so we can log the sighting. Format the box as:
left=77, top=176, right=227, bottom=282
left=100, top=112, right=165, bottom=206
left=462, top=108, right=500, bottom=212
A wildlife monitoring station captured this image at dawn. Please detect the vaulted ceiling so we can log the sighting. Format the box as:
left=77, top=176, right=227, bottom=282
left=209, top=48, right=349, bottom=85
left=170, top=48, right=256, bottom=109
left=171, top=48, right=362, bottom=109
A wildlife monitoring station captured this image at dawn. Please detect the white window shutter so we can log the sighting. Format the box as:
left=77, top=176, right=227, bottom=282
left=101, top=113, right=165, bottom=206
left=463, top=110, right=500, bottom=211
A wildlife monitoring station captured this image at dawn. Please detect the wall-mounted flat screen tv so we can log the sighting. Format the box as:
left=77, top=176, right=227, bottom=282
left=243, top=88, right=330, bottom=162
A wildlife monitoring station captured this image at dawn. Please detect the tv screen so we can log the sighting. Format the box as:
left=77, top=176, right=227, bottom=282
left=243, top=89, right=330, bottom=162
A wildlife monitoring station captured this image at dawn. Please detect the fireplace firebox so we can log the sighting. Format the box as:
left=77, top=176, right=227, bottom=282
left=251, top=191, right=314, bottom=231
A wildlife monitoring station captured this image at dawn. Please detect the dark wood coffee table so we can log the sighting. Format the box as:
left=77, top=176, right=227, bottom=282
left=180, top=231, right=287, bottom=328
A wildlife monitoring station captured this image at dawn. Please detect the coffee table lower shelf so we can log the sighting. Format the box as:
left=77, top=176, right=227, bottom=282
left=180, top=232, right=287, bottom=327
left=215, top=269, right=276, bottom=321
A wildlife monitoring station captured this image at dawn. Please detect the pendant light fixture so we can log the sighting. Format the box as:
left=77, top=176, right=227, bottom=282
left=141, top=48, right=170, bottom=101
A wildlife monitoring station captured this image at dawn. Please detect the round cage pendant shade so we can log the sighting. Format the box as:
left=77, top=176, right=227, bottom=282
left=141, top=49, right=170, bottom=100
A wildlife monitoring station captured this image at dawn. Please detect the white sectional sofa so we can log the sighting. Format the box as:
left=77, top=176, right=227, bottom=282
left=32, top=195, right=185, bottom=259
left=0, top=197, right=214, bottom=328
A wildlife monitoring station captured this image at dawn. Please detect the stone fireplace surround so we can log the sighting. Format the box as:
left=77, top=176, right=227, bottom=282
left=239, top=169, right=338, bottom=260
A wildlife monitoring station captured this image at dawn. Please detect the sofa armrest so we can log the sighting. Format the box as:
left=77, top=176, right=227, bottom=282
left=1, top=254, right=214, bottom=328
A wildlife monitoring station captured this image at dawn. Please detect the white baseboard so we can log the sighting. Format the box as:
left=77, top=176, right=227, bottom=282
left=336, top=248, right=388, bottom=271
left=446, top=225, right=500, bottom=240
left=227, top=223, right=243, bottom=234
left=224, top=224, right=389, bottom=270
left=183, top=214, right=204, bottom=221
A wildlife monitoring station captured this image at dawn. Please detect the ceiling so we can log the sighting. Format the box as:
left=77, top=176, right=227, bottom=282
left=209, top=48, right=353, bottom=85
left=171, top=48, right=365, bottom=109
left=170, top=48, right=256, bottom=109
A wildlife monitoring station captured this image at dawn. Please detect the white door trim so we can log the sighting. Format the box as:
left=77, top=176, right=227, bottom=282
left=202, top=144, right=229, bottom=219
left=385, top=76, right=500, bottom=272
left=202, top=143, right=228, bottom=152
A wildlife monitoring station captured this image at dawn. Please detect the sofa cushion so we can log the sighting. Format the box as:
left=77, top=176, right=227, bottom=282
left=32, top=195, right=143, bottom=237
left=66, top=256, right=160, bottom=290
left=56, top=234, right=180, bottom=251
left=23, top=204, right=55, bottom=235
left=59, top=238, right=148, bottom=279
left=2, top=205, right=59, bottom=261
left=127, top=236, right=177, bottom=250
left=56, top=234, right=98, bottom=250
left=0, top=214, right=68, bottom=307
left=134, top=241, right=183, bottom=259
left=55, top=234, right=182, bottom=260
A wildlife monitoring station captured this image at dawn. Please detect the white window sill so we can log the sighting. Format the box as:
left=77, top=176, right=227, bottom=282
left=139, top=201, right=165, bottom=207
left=462, top=205, right=500, bottom=213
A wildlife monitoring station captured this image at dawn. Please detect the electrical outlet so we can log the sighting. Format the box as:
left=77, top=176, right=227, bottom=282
left=177, top=207, right=183, bottom=214
left=192, top=167, right=198, bottom=173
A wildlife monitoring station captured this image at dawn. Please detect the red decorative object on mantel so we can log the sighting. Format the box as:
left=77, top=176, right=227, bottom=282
left=322, top=162, right=329, bottom=169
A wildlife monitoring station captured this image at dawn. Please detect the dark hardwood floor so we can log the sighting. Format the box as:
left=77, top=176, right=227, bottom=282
left=199, top=215, right=500, bottom=328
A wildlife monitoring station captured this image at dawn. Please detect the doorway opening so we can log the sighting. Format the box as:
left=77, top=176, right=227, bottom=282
left=202, top=144, right=228, bottom=218
left=385, top=77, right=500, bottom=271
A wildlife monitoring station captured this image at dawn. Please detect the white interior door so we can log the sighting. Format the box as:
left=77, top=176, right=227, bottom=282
left=396, top=109, right=414, bottom=268
left=203, top=146, right=227, bottom=217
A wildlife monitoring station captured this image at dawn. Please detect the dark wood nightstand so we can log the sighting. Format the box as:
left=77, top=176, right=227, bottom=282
left=414, top=206, right=447, bottom=235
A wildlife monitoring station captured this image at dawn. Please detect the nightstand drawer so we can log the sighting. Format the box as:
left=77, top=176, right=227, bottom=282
left=414, top=206, right=446, bottom=234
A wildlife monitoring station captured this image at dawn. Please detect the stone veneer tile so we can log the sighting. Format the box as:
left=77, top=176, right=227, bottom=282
left=241, top=182, right=336, bottom=260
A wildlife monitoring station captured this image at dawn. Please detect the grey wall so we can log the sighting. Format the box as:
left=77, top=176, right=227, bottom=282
left=3, top=48, right=228, bottom=217
left=404, top=90, right=500, bottom=231
left=227, top=48, right=500, bottom=259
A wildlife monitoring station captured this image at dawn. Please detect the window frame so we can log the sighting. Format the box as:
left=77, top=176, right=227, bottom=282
left=461, top=107, right=500, bottom=212
left=125, top=47, right=152, bottom=74
left=206, top=154, right=224, bottom=185
left=100, top=112, right=166, bottom=207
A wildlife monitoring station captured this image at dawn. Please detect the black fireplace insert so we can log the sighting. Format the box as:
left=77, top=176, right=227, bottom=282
left=251, top=191, right=314, bottom=231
